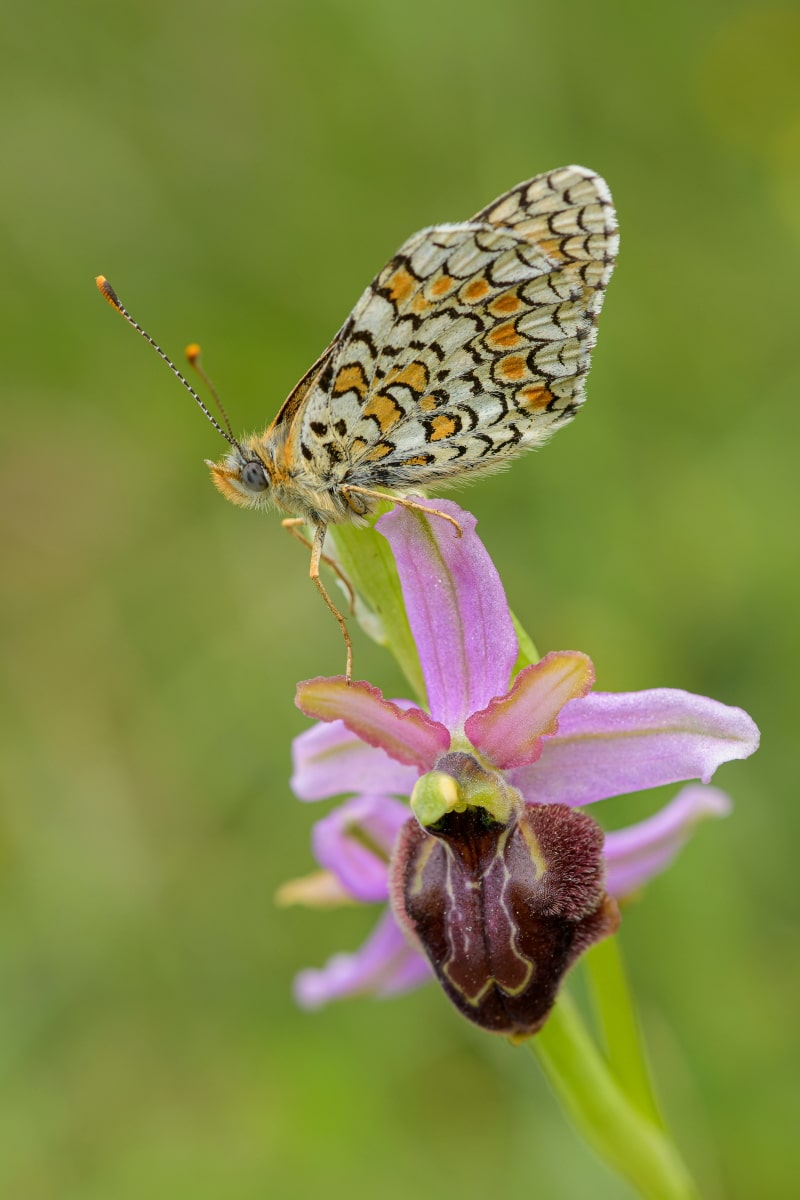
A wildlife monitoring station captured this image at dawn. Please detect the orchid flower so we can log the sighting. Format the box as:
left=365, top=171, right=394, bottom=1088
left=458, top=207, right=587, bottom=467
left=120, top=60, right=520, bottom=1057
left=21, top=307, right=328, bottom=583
left=286, top=501, right=759, bottom=1039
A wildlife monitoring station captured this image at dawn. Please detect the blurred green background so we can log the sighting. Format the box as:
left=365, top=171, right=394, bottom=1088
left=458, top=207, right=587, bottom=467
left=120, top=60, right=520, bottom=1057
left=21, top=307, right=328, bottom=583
left=1, top=1, right=798, bottom=1196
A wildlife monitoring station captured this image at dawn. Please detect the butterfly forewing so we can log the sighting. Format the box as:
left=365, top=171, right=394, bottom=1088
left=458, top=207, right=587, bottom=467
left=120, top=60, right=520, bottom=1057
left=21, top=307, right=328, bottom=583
left=291, top=166, right=617, bottom=491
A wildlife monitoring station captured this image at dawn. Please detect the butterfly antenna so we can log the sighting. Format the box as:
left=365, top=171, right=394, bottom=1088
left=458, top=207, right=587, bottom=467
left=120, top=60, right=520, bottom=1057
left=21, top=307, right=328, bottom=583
left=185, top=344, right=237, bottom=444
left=95, top=276, right=245, bottom=456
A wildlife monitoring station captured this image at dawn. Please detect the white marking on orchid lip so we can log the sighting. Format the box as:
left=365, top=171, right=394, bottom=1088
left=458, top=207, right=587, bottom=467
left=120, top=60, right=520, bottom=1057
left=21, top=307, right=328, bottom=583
left=442, top=844, right=486, bottom=1003
left=409, top=838, right=437, bottom=898
left=439, top=824, right=536, bottom=1006
left=443, top=972, right=495, bottom=1008
left=518, top=817, right=548, bottom=880
left=492, top=828, right=535, bottom=996
left=444, top=842, right=457, bottom=911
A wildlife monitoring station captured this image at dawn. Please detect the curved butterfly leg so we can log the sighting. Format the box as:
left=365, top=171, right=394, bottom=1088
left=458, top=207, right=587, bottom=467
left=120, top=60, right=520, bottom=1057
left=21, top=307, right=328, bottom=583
left=308, top=521, right=354, bottom=683
left=340, top=486, right=463, bottom=538
left=281, top=518, right=356, bottom=614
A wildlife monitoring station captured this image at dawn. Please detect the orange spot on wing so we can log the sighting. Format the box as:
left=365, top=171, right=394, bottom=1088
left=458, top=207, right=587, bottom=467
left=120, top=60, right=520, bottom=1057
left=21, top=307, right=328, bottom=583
left=349, top=437, right=368, bottom=456
left=333, top=362, right=369, bottom=398
left=518, top=384, right=554, bottom=410
left=487, top=322, right=524, bottom=350
left=461, top=277, right=491, bottom=303
left=386, top=361, right=429, bottom=394
left=362, top=392, right=404, bottom=433
left=419, top=394, right=439, bottom=413
left=403, top=455, right=434, bottom=466
left=497, top=354, right=528, bottom=382
left=365, top=441, right=393, bottom=461
left=429, top=274, right=455, bottom=297
left=489, top=290, right=523, bottom=316
left=428, top=414, right=457, bottom=441
left=411, top=292, right=432, bottom=314
left=537, top=236, right=567, bottom=261
left=386, top=267, right=416, bottom=305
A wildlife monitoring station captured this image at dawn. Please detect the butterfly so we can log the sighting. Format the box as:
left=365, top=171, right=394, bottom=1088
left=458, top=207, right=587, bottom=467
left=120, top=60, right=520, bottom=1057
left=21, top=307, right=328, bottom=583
left=97, top=165, right=617, bottom=677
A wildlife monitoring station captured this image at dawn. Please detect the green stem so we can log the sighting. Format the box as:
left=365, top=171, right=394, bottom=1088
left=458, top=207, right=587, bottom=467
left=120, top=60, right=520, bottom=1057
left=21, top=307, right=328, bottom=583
left=530, top=994, right=699, bottom=1200
left=586, top=936, right=663, bottom=1128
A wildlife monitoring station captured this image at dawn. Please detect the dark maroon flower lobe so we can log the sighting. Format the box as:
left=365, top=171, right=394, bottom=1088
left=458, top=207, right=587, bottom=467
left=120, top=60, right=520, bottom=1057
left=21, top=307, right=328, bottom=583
left=390, top=754, right=619, bottom=1038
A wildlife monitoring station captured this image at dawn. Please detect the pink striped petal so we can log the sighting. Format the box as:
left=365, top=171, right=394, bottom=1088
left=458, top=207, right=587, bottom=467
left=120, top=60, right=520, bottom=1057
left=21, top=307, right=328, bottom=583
left=293, top=909, right=432, bottom=1008
left=296, top=677, right=450, bottom=769
left=466, top=651, right=595, bottom=769
left=312, top=795, right=409, bottom=903
left=604, top=785, right=732, bottom=898
left=377, top=501, right=518, bottom=731
left=509, top=689, right=760, bottom=807
left=291, top=719, right=419, bottom=801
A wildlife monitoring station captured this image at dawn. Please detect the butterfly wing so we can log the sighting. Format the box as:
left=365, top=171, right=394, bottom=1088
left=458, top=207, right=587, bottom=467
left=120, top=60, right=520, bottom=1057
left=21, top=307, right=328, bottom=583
left=294, top=166, right=617, bottom=490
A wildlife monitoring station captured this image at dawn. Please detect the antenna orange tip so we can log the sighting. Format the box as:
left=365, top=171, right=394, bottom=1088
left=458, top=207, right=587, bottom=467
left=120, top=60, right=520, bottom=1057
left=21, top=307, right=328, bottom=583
left=185, top=343, right=202, bottom=364
left=95, top=275, right=122, bottom=310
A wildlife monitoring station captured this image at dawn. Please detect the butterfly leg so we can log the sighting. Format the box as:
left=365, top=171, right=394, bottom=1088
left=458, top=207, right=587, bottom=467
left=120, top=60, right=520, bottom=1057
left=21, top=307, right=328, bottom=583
left=281, top=518, right=356, bottom=614
left=341, top=486, right=463, bottom=537
left=309, top=522, right=354, bottom=683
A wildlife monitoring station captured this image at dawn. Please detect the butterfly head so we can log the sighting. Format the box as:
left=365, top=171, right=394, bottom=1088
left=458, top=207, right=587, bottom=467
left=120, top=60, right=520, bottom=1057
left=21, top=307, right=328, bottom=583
left=206, top=444, right=273, bottom=509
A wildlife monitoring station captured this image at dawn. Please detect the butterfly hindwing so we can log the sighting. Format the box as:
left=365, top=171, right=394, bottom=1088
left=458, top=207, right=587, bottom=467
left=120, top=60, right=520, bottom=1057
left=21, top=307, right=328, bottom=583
left=294, top=166, right=618, bottom=490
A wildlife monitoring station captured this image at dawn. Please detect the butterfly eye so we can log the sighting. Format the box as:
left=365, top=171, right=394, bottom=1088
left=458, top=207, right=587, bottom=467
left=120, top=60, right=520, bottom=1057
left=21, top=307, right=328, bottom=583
left=241, top=460, right=269, bottom=492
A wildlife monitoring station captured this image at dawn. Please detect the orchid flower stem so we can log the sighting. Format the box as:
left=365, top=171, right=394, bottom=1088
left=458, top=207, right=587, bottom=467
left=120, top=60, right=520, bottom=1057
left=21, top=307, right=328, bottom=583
left=529, top=992, right=699, bottom=1200
left=586, top=935, right=664, bottom=1128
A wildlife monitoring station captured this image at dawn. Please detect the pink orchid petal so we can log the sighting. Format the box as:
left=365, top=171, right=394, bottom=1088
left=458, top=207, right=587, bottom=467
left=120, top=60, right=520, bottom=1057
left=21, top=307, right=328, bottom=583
left=509, top=689, right=760, bottom=807
left=293, top=909, right=432, bottom=1008
left=377, top=500, right=517, bottom=731
left=466, top=651, right=595, bottom=769
left=312, top=795, right=409, bottom=903
left=296, top=677, right=450, bottom=769
left=291, top=718, right=419, bottom=801
left=604, top=784, right=732, bottom=898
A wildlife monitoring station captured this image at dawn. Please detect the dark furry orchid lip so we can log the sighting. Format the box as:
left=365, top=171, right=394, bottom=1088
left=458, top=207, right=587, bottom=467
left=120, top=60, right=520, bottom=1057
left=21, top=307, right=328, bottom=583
left=391, top=755, right=618, bottom=1038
